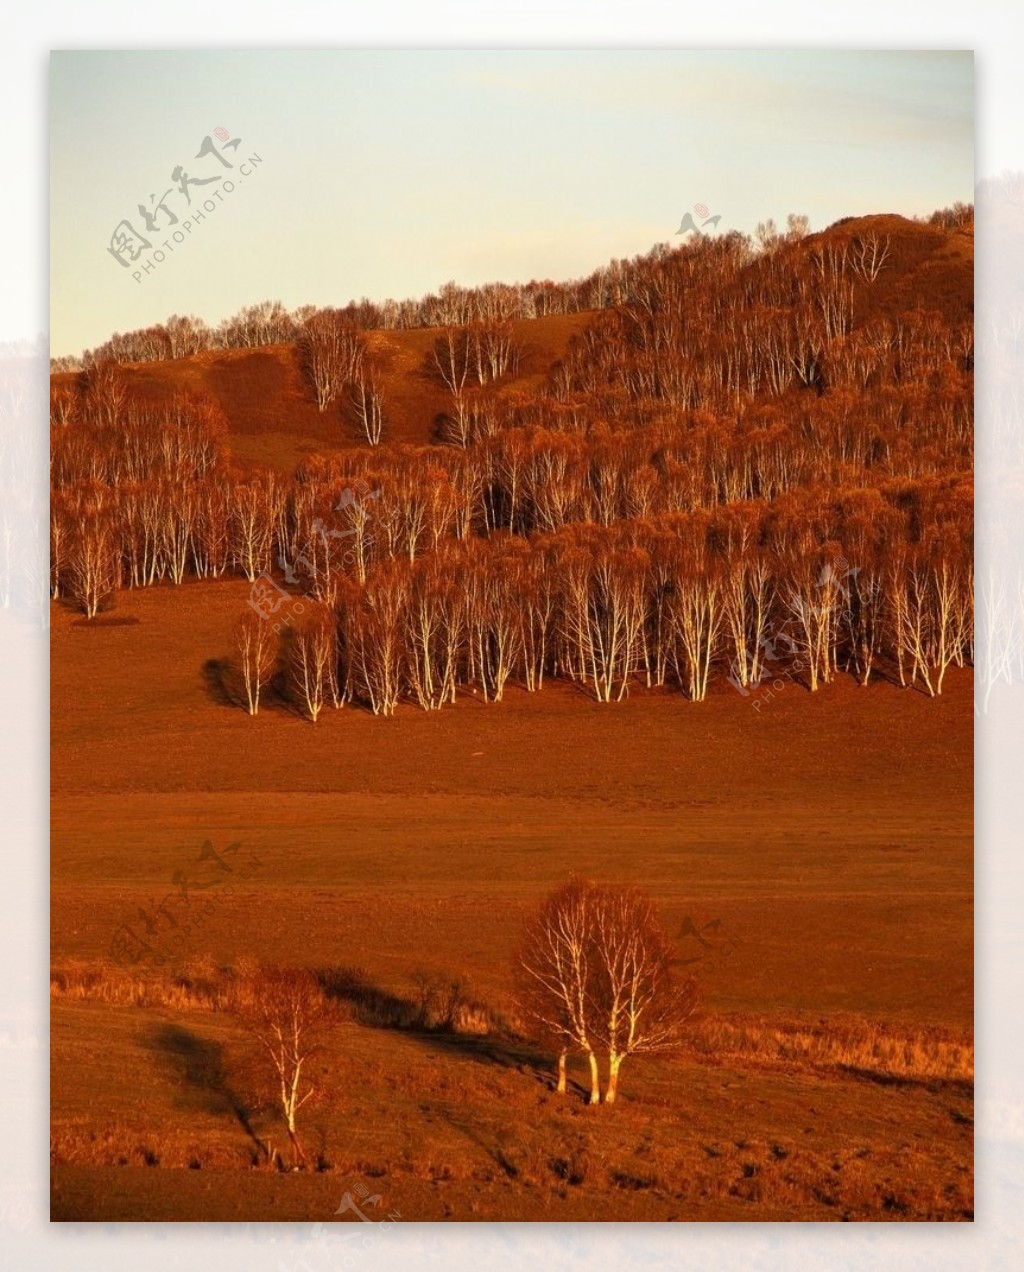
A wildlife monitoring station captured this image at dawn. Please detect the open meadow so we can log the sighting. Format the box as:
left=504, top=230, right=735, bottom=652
left=51, top=579, right=972, bottom=1221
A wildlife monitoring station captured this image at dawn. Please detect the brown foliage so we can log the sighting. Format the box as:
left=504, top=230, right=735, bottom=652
left=225, top=966, right=337, bottom=1167
left=516, top=878, right=699, bottom=1103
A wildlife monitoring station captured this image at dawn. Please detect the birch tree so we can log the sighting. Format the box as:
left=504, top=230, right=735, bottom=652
left=68, top=512, right=120, bottom=618
left=236, top=607, right=277, bottom=716
left=667, top=543, right=725, bottom=701
left=589, top=885, right=699, bottom=1103
left=228, top=967, right=336, bottom=1168
left=301, top=310, right=364, bottom=412
left=288, top=603, right=338, bottom=722
left=516, top=879, right=698, bottom=1105
left=347, top=363, right=386, bottom=445
left=515, top=877, right=603, bottom=1103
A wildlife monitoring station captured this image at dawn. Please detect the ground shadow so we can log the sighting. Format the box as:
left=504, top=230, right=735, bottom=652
left=150, top=1023, right=266, bottom=1156
left=202, top=657, right=238, bottom=708
left=70, top=615, right=140, bottom=628
left=838, top=1063, right=973, bottom=1097
left=435, top=1108, right=523, bottom=1179
left=317, top=966, right=420, bottom=1027
left=406, top=1028, right=559, bottom=1087
left=316, top=965, right=559, bottom=1090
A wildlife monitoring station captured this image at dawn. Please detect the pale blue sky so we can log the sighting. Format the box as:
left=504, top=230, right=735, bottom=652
left=50, top=50, right=973, bottom=357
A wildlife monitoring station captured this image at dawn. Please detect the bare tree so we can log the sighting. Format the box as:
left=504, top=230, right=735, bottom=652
left=850, top=233, right=891, bottom=284
left=346, top=562, right=408, bottom=716
left=347, top=363, right=386, bottom=445
left=301, top=310, right=364, bottom=412
left=82, top=358, right=128, bottom=430
left=782, top=544, right=845, bottom=692
left=68, top=511, right=120, bottom=618
left=468, top=317, right=521, bottom=384
left=219, top=300, right=295, bottom=349
left=229, top=477, right=277, bottom=582
left=516, top=878, right=698, bottom=1105
left=236, top=608, right=277, bottom=716
left=227, top=966, right=336, bottom=1168
left=558, top=536, right=648, bottom=703
left=515, top=877, right=603, bottom=1103
left=666, top=541, right=724, bottom=701
left=889, top=548, right=936, bottom=694
left=431, top=326, right=472, bottom=447
left=165, top=313, right=211, bottom=359
left=588, top=885, right=698, bottom=1102
left=50, top=495, right=72, bottom=599
left=288, top=603, right=338, bottom=721
left=722, top=544, right=774, bottom=692
left=50, top=381, right=77, bottom=428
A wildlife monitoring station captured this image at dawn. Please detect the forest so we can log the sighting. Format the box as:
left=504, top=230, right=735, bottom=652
left=50, top=207, right=974, bottom=716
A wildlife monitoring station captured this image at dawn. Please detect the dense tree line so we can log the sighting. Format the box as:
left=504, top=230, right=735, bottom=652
left=51, top=369, right=971, bottom=585
left=49, top=204, right=972, bottom=373
left=50, top=205, right=973, bottom=707
left=548, top=233, right=972, bottom=426
left=223, top=503, right=970, bottom=722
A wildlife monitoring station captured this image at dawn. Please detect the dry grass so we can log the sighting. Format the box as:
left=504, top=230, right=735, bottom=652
left=50, top=957, right=501, bottom=1035
left=684, top=1013, right=973, bottom=1084
left=51, top=958, right=972, bottom=1086
left=51, top=956, right=241, bottom=1012
left=51, top=989, right=974, bottom=1221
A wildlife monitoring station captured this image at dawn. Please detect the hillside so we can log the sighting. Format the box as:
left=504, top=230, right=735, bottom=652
left=51, top=213, right=972, bottom=478
left=62, top=312, right=591, bottom=473
left=50, top=208, right=974, bottom=1222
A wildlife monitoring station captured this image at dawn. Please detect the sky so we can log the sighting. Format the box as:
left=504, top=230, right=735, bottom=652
left=49, top=49, right=974, bottom=358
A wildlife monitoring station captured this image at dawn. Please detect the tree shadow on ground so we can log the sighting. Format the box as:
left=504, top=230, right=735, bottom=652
left=315, top=965, right=558, bottom=1089
left=317, top=966, right=420, bottom=1028
left=201, top=657, right=238, bottom=708
left=150, top=1023, right=267, bottom=1157
left=406, top=1028, right=558, bottom=1088
left=838, top=1064, right=973, bottom=1097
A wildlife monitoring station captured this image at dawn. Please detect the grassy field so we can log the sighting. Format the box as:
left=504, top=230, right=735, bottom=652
left=50, top=579, right=973, bottom=1221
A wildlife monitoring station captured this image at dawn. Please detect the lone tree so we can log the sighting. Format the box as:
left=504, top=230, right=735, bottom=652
left=515, top=876, right=604, bottom=1104
left=227, top=966, right=336, bottom=1168
left=515, top=877, right=698, bottom=1104
left=589, top=885, right=699, bottom=1102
